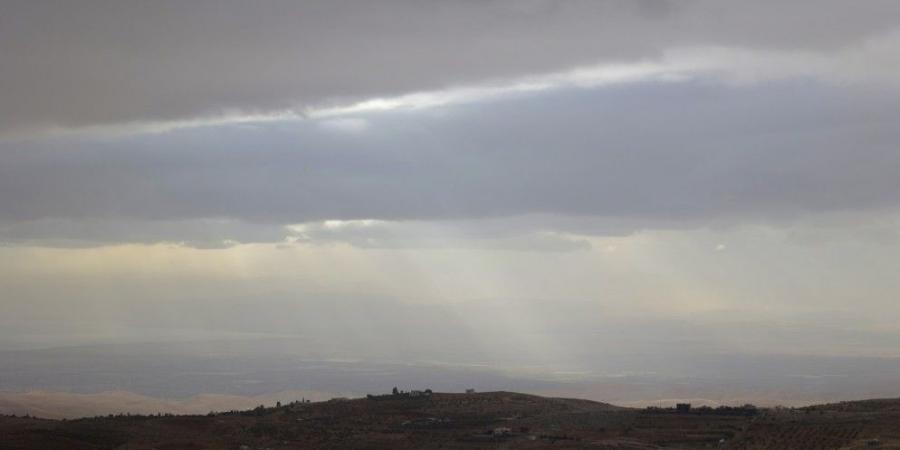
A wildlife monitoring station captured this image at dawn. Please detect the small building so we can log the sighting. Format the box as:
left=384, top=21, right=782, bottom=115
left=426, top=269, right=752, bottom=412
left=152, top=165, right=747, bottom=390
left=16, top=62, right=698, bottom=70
left=465, top=388, right=476, bottom=394
left=676, top=403, right=692, bottom=413
left=493, top=427, right=512, bottom=436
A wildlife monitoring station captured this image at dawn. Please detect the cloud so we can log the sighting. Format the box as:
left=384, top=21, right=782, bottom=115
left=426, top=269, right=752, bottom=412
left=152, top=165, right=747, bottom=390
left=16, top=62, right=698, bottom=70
left=3, top=0, right=900, bottom=134
left=317, top=118, right=370, bottom=133
left=0, top=218, right=288, bottom=249
left=2, top=77, right=900, bottom=245
left=288, top=219, right=592, bottom=252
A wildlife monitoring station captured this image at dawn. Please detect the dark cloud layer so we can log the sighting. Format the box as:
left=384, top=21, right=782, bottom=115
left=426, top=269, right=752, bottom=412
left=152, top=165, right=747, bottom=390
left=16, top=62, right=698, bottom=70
left=3, top=80, right=900, bottom=244
left=2, top=0, right=900, bottom=134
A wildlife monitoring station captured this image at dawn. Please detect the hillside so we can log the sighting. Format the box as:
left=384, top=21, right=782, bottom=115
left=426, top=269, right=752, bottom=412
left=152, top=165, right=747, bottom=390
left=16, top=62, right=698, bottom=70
left=0, top=390, right=345, bottom=421
left=1, top=392, right=900, bottom=449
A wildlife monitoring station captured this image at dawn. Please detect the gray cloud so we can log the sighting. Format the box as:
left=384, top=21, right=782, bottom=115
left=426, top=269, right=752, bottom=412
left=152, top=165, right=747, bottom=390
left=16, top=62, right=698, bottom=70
left=2, top=79, right=900, bottom=245
left=0, top=218, right=288, bottom=248
left=3, top=0, right=900, bottom=134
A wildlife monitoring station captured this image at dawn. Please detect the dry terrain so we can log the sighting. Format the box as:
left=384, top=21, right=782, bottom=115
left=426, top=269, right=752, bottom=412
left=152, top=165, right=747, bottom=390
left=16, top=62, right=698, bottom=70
left=1, top=392, right=899, bottom=449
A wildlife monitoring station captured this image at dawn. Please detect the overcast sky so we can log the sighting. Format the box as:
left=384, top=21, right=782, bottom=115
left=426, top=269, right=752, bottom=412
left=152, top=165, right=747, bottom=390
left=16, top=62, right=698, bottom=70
left=3, top=1, right=900, bottom=376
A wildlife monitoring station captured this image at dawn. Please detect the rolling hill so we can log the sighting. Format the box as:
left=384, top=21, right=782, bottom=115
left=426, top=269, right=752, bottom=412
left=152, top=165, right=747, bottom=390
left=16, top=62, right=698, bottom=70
left=1, top=391, right=899, bottom=449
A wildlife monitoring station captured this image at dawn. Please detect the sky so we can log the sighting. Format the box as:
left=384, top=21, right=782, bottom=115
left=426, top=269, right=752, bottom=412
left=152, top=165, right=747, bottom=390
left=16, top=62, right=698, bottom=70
left=3, top=0, right=900, bottom=386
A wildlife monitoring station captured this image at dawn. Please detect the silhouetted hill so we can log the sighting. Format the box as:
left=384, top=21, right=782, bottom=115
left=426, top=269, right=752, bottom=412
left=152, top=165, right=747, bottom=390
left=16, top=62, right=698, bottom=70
left=2, top=392, right=900, bottom=449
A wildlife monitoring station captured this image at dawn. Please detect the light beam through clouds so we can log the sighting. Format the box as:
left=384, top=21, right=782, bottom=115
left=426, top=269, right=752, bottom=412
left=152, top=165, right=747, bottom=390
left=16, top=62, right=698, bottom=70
left=3, top=0, right=900, bottom=406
